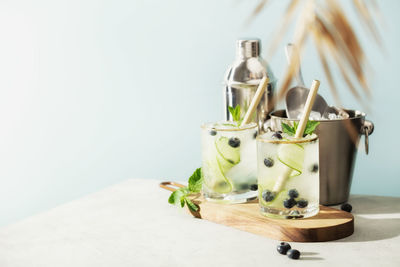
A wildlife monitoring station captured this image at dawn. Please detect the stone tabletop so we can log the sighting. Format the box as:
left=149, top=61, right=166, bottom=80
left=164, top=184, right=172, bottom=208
left=0, top=179, right=399, bottom=267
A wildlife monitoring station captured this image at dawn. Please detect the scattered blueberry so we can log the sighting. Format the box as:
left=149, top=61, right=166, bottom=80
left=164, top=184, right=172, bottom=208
left=287, top=249, right=300, bottom=259
left=283, top=198, right=297, bottom=209
left=277, top=242, right=291, bottom=255
left=262, top=190, right=275, bottom=202
left=264, top=158, right=274, bottom=167
left=296, top=199, right=308, bottom=208
left=250, top=184, right=258, bottom=191
left=253, top=131, right=258, bottom=139
left=310, top=164, right=319, bottom=173
left=341, top=203, right=352, bottom=212
left=209, top=130, right=217, bottom=136
left=272, top=132, right=283, bottom=139
left=288, top=189, right=299, bottom=199
left=228, top=137, right=240, bottom=148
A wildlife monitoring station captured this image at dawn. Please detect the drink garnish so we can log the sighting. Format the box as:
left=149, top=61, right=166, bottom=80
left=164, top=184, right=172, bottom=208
left=228, top=105, right=243, bottom=126
left=168, top=168, right=203, bottom=212
left=281, top=121, right=320, bottom=137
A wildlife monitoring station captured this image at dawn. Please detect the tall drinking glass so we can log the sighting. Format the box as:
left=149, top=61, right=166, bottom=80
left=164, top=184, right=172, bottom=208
left=201, top=121, right=258, bottom=203
left=257, top=131, right=319, bottom=219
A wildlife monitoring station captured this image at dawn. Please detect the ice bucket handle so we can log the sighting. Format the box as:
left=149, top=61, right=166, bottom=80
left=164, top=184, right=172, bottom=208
left=361, top=120, right=374, bottom=155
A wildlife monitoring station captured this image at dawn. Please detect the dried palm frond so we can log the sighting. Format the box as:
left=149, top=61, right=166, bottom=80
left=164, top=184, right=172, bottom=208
left=249, top=0, right=382, bottom=108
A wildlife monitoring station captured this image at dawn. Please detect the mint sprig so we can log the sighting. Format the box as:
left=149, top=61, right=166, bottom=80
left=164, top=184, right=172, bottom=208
left=228, top=105, right=243, bottom=126
left=168, top=168, right=203, bottom=212
left=281, top=121, right=320, bottom=136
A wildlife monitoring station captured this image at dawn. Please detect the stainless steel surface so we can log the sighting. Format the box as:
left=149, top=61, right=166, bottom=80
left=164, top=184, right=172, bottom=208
left=224, top=39, right=276, bottom=128
left=267, top=109, right=374, bottom=205
left=285, top=87, right=328, bottom=119
left=283, top=43, right=328, bottom=119
left=362, top=120, right=374, bottom=155
left=285, top=43, right=305, bottom=87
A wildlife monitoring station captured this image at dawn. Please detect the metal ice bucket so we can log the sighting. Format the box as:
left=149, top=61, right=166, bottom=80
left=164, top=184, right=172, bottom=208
left=266, top=110, right=374, bottom=205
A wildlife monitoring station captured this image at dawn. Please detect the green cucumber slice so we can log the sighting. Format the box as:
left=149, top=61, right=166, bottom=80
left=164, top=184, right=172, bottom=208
left=277, top=143, right=304, bottom=176
left=203, top=159, right=233, bottom=194
left=216, top=152, right=235, bottom=173
left=215, top=137, right=240, bottom=165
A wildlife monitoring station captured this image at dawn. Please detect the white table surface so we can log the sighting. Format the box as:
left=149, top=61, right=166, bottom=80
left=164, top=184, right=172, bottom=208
left=0, top=179, right=399, bottom=267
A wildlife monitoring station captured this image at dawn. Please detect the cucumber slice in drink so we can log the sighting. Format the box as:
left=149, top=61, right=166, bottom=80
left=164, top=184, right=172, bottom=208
left=216, top=152, right=235, bottom=173
left=215, top=137, right=240, bottom=165
left=277, top=143, right=304, bottom=176
left=203, top=159, right=233, bottom=194
left=258, top=184, right=287, bottom=207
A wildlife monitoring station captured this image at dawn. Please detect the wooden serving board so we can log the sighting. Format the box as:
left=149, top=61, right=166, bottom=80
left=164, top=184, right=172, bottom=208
left=161, top=182, right=354, bottom=242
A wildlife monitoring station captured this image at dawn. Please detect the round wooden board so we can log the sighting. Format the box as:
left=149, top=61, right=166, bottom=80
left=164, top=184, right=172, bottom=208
left=189, top=197, right=354, bottom=242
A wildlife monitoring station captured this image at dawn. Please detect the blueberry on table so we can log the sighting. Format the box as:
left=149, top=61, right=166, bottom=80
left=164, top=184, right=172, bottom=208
left=283, top=198, right=297, bottom=209
left=264, top=158, right=274, bottom=167
left=272, top=132, right=283, bottom=139
left=288, top=189, right=299, bottom=199
left=250, top=184, right=258, bottom=191
left=209, top=130, right=217, bottom=136
left=341, top=203, right=352, bottom=212
left=296, top=199, right=308, bottom=208
left=228, top=137, right=240, bottom=148
left=287, top=249, right=301, bottom=259
left=262, top=190, right=275, bottom=202
left=277, top=242, right=291, bottom=255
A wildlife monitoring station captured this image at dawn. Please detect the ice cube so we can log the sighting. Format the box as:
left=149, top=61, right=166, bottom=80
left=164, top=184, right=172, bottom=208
left=309, top=111, right=322, bottom=120
left=296, top=111, right=322, bottom=120
left=226, top=141, right=257, bottom=186
left=328, top=113, right=339, bottom=120
left=322, top=106, right=349, bottom=120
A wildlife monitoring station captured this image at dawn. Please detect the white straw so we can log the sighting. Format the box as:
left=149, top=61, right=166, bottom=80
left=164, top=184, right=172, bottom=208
left=241, top=76, right=269, bottom=125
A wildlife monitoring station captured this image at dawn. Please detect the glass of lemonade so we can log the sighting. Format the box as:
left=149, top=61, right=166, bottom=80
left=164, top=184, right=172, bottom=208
left=201, top=121, right=258, bottom=203
left=257, top=131, right=319, bottom=219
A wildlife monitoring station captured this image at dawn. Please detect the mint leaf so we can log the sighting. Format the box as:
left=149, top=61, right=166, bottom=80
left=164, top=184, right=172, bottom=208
left=228, top=106, right=235, bottom=119
left=168, top=188, right=187, bottom=206
left=188, top=168, right=203, bottom=193
left=185, top=198, right=199, bottom=212
left=281, top=121, right=320, bottom=137
left=282, top=123, right=295, bottom=136
left=304, top=121, right=320, bottom=135
left=293, top=121, right=299, bottom=132
left=228, top=105, right=242, bottom=125
left=168, top=167, right=203, bottom=213
left=180, top=196, right=185, bottom=207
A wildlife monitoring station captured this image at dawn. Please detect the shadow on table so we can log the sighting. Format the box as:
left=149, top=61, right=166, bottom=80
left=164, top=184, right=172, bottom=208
left=300, top=252, right=324, bottom=261
left=336, top=195, right=400, bottom=242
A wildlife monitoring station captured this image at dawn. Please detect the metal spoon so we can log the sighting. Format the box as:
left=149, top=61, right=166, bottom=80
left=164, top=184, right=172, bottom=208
left=284, top=43, right=328, bottom=119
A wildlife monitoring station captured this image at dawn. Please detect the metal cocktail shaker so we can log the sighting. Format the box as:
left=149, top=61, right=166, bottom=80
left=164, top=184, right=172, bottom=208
left=224, top=39, right=276, bottom=127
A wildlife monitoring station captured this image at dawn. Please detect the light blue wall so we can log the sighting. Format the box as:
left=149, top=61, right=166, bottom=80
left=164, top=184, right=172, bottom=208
left=0, top=0, right=399, bottom=226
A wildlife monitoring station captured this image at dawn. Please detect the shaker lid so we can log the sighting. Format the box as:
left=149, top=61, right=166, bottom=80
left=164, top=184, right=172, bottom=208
left=236, top=38, right=260, bottom=58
